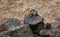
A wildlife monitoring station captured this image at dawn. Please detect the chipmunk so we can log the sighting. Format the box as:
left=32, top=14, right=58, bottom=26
left=25, top=8, right=38, bottom=17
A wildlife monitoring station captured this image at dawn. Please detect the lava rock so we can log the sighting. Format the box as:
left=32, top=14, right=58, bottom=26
left=39, top=23, right=53, bottom=37
left=12, top=24, right=33, bottom=37
left=0, top=18, right=21, bottom=37
left=4, top=18, right=21, bottom=28
left=0, top=24, right=33, bottom=37
left=39, top=29, right=53, bottom=37
left=24, top=9, right=44, bottom=34
left=0, top=18, right=21, bottom=32
left=24, top=13, right=43, bottom=25
left=39, top=29, right=52, bottom=35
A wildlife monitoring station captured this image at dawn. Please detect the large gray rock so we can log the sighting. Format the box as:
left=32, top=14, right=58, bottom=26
left=39, top=28, right=60, bottom=37
left=11, top=24, right=33, bottom=37
left=39, top=29, right=53, bottom=35
left=24, top=9, right=44, bottom=34
left=4, top=18, right=21, bottom=28
left=0, top=18, right=21, bottom=32
left=0, top=18, right=33, bottom=37
left=0, top=24, right=33, bottom=37
left=24, top=13, right=43, bottom=25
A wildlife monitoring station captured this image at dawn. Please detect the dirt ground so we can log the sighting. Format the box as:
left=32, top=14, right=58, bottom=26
left=0, top=0, right=60, bottom=28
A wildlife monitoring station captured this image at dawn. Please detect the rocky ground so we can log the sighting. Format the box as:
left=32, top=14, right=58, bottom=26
left=0, top=0, right=60, bottom=37
left=0, top=0, right=60, bottom=28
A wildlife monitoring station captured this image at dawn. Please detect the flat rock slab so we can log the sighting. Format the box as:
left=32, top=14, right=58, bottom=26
left=24, top=14, right=43, bottom=25
left=40, top=29, right=53, bottom=35
left=39, top=28, right=60, bottom=37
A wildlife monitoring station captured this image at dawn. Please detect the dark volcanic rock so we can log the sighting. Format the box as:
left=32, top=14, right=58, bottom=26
left=39, top=29, right=52, bottom=35
left=0, top=18, right=21, bottom=32
left=39, top=23, right=53, bottom=37
left=5, top=18, right=21, bottom=28
left=39, top=27, right=60, bottom=37
left=12, top=24, right=33, bottom=37
left=24, top=9, right=44, bottom=34
left=24, top=13, right=43, bottom=25
left=0, top=24, right=33, bottom=37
